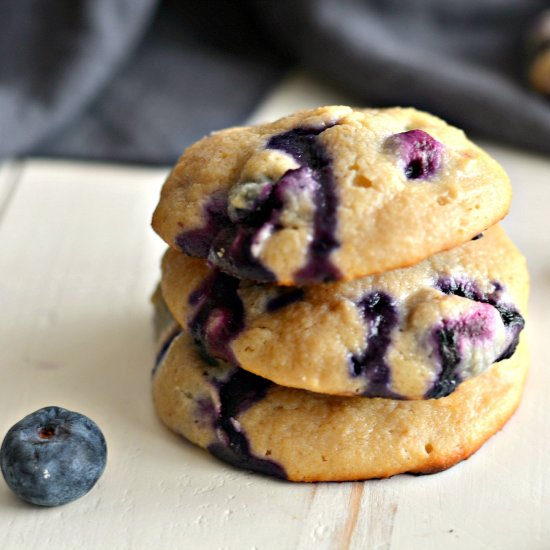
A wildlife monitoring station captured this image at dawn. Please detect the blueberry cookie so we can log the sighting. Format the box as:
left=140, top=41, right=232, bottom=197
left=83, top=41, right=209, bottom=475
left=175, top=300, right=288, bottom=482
left=152, top=106, right=511, bottom=285
left=160, top=225, right=527, bottom=399
left=152, top=328, right=528, bottom=482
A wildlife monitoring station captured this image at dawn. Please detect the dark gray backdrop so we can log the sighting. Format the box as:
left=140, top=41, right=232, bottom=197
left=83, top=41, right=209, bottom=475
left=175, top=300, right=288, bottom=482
left=1, top=0, right=548, bottom=164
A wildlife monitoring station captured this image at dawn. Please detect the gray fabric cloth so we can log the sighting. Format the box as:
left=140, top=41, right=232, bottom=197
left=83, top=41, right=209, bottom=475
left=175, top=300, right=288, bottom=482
left=1, top=0, right=549, bottom=164
left=260, top=0, right=550, bottom=156
left=0, top=0, right=157, bottom=159
left=32, top=2, right=286, bottom=165
left=0, top=1, right=287, bottom=164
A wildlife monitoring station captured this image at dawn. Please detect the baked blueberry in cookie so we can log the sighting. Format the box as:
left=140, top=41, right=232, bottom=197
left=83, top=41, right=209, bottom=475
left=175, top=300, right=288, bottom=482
left=349, top=292, right=401, bottom=399
left=188, top=270, right=244, bottom=364
left=152, top=310, right=287, bottom=478
left=153, top=106, right=512, bottom=285
left=385, top=129, right=443, bottom=180
left=265, top=126, right=340, bottom=283
left=427, top=305, right=501, bottom=399
left=436, top=277, right=524, bottom=361
left=183, top=124, right=341, bottom=283
left=208, top=369, right=286, bottom=479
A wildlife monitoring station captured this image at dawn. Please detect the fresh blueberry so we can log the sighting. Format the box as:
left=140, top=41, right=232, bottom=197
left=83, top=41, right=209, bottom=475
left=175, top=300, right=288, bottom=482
left=1, top=406, right=107, bottom=506
left=386, top=129, right=443, bottom=180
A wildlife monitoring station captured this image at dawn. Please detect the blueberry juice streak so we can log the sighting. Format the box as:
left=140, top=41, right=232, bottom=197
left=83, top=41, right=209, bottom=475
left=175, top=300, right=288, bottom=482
left=267, top=126, right=341, bottom=283
left=425, top=277, right=526, bottom=398
left=385, top=129, right=443, bottom=180
left=207, top=369, right=287, bottom=479
left=175, top=124, right=342, bottom=283
left=426, top=325, right=461, bottom=399
left=207, top=164, right=323, bottom=282
left=426, top=308, right=494, bottom=399
left=188, top=270, right=245, bottom=364
left=349, top=292, right=402, bottom=398
left=174, top=195, right=229, bottom=257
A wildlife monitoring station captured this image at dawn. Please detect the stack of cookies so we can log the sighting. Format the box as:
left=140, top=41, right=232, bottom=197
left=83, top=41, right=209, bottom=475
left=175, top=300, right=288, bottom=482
left=150, top=106, right=528, bottom=482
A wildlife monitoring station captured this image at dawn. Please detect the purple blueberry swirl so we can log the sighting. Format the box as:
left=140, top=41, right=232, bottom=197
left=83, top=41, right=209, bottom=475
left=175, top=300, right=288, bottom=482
left=349, top=292, right=402, bottom=399
left=176, top=123, right=342, bottom=284
left=187, top=269, right=306, bottom=365
left=188, top=270, right=245, bottom=365
left=426, top=277, right=525, bottom=398
left=206, top=367, right=287, bottom=479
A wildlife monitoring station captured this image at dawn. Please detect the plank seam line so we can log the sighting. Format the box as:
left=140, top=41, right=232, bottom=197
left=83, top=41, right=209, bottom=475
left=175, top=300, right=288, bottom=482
left=340, top=483, right=365, bottom=550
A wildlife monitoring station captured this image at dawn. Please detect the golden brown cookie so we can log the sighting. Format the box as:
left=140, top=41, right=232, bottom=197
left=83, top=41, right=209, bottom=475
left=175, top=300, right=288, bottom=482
left=152, top=328, right=529, bottom=482
left=152, top=106, right=511, bottom=285
left=160, top=225, right=528, bottom=399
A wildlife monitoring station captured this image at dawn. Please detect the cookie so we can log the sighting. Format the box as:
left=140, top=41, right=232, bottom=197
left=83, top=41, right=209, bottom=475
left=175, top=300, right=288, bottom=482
left=152, top=106, right=511, bottom=285
left=160, top=225, right=528, bottom=399
left=152, top=328, right=529, bottom=482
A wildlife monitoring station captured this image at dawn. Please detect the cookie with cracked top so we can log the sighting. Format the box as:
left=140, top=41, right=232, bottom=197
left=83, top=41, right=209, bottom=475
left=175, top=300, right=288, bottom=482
left=152, top=106, right=511, bottom=285
left=160, top=225, right=528, bottom=399
left=152, top=323, right=529, bottom=482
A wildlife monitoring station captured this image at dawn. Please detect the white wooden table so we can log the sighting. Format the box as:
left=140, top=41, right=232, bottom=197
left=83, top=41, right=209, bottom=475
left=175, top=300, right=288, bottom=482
left=0, top=76, right=549, bottom=549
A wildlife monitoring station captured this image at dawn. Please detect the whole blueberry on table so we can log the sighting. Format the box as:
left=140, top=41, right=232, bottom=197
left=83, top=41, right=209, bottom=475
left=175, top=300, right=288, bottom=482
left=0, top=406, right=107, bottom=506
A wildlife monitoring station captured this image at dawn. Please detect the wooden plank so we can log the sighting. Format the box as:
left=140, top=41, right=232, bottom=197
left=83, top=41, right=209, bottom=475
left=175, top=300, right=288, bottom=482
left=0, top=80, right=548, bottom=549
left=0, top=160, right=315, bottom=550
